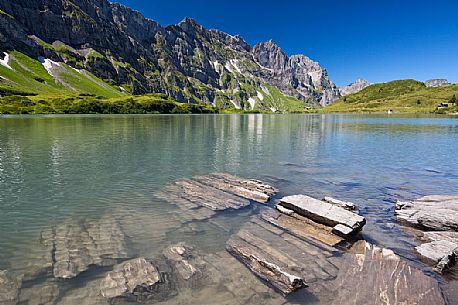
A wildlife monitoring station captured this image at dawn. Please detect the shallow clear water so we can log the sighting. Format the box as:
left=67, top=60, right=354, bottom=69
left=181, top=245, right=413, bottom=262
left=0, top=114, right=457, bottom=304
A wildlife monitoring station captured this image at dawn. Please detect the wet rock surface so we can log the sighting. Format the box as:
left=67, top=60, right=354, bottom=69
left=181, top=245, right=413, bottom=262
left=226, top=213, right=446, bottom=304
left=155, top=173, right=277, bottom=222
left=327, top=241, right=446, bottom=305
left=396, top=195, right=458, bottom=273
left=278, top=195, right=366, bottom=235
left=396, top=195, right=458, bottom=231
left=262, top=208, right=344, bottom=246
left=226, top=216, right=339, bottom=295
left=40, top=215, right=128, bottom=279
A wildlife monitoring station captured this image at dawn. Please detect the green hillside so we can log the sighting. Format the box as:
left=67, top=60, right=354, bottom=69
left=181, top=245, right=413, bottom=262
left=0, top=51, right=125, bottom=97
left=0, top=51, right=220, bottom=114
left=323, top=80, right=458, bottom=114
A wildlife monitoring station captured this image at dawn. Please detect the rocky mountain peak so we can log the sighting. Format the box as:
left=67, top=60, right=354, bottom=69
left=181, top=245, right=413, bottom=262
left=424, top=79, right=450, bottom=87
left=0, top=0, right=352, bottom=109
left=252, top=40, right=288, bottom=72
left=339, top=79, right=370, bottom=96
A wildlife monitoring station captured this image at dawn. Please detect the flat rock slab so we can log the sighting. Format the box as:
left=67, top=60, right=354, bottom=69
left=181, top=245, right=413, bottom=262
left=279, top=195, right=366, bottom=232
left=226, top=216, right=446, bottom=304
left=155, top=173, right=277, bottom=217
left=262, top=209, right=344, bottom=246
left=226, top=217, right=340, bottom=295
left=100, top=258, right=161, bottom=300
left=396, top=195, right=458, bottom=231
left=416, top=240, right=458, bottom=273
left=416, top=231, right=458, bottom=274
left=396, top=195, right=458, bottom=273
left=41, top=215, right=128, bottom=279
left=0, top=270, right=20, bottom=305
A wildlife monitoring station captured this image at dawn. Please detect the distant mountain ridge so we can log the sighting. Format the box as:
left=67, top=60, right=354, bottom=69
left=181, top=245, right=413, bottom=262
left=0, top=0, right=366, bottom=110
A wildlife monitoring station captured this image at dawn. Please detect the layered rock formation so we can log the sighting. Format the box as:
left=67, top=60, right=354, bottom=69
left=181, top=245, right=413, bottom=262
left=0, top=0, right=347, bottom=108
left=396, top=195, right=458, bottom=274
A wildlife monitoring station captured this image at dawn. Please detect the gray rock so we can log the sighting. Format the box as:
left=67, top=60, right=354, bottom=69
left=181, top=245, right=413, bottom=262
left=395, top=195, right=458, bottom=231
left=0, top=270, right=20, bottom=305
left=396, top=195, right=458, bottom=273
left=155, top=173, right=277, bottom=218
left=252, top=40, right=341, bottom=107
left=279, top=195, right=366, bottom=231
left=424, top=79, right=450, bottom=87
left=41, top=215, right=128, bottom=279
left=416, top=231, right=458, bottom=274
left=261, top=208, right=344, bottom=246
left=163, top=244, right=200, bottom=280
left=338, top=79, right=370, bottom=96
left=332, top=224, right=354, bottom=238
left=275, top=204, right=294, bottom=216
left=327, top=241, right=446, bottom=305
left=100, top=258, right=161, bottom=299
left=323, top=196, right=358, bottom=211
left=226, top=215, right=446, bottom=304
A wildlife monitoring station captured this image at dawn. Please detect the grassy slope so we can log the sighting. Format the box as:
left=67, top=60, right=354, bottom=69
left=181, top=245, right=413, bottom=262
left=323, top=80, right=458, bottom=113
left=0, top=51, right=124, bottom=97
left=0, top=52, right=220, bottom=114
left=261, top=85, right=313, bottom=112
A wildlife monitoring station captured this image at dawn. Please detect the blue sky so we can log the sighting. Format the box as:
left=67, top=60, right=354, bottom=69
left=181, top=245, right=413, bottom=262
left=114, top=0, right=458, bottom=86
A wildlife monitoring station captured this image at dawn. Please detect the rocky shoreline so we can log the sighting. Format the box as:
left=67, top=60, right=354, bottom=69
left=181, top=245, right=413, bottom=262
left=0, top=173, right=456, bottom=305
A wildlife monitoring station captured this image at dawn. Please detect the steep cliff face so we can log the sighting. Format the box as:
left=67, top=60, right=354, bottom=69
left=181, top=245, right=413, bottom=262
left=252, top=41, right=341, bottom=106
left=0, top=0, right=346, bottom=109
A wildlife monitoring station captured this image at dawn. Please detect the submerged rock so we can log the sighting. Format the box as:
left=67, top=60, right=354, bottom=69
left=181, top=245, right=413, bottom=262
left=163, top=244, right=201, bottom=281
left=154, top=173, right=277, bottom=222
left=100, top=258, right=161, bottom=300
left=226, top=216, right=338, bottom=295
left=41, top=215, right=128, bottom=279
left=395, top=195, right=458, bottom=231
left=18, top=281, right=60, bottom=305
left=0, top=270, right=20, bottom=305
left=226, top=236, right=306, bottom=295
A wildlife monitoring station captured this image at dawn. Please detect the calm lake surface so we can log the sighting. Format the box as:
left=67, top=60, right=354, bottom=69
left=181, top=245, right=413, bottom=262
left=0, top=114, right=457, bottom=304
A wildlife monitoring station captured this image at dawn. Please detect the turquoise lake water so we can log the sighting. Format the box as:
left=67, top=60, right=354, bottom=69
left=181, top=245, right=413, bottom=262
left=0, top=114, right=457, bottom=304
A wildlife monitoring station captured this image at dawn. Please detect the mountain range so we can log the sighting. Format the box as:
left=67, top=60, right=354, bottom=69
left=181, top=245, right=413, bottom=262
left=0, top=0, right=369, bottom=111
